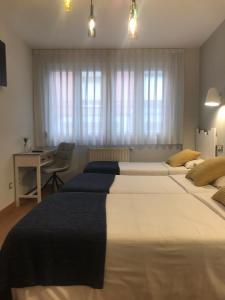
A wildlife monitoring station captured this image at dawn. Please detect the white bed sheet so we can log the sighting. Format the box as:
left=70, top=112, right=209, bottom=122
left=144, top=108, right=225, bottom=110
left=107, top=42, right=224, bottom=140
left=109, top=175, right=186, bottom=194
left=170, top=174, right=217, bottom=194
left=119, top=162, right=168, bottom=175
left=119, top=162, right=188, bottom=176
left=15, top=193, right=225, bottom=300
left=193, top=191, right=225, bottom=220
left=162, top=162, right=188, bottom=175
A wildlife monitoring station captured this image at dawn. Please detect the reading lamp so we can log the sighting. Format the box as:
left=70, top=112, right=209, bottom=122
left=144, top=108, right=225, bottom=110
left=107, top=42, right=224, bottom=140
left=204, top=88, right=221, bottom=107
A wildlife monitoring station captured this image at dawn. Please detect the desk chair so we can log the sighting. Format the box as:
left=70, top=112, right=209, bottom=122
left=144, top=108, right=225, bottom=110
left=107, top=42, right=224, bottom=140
left=42, top=142, right=75, bottom=191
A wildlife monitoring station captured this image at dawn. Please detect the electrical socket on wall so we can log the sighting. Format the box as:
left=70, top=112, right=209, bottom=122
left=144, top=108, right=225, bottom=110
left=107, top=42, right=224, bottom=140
left=216, top=145, right=224, bottom=152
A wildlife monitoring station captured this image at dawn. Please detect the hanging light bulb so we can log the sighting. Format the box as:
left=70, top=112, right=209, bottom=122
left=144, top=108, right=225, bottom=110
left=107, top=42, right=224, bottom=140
left=128, top=0, right=138, bottom=38
left=64, top=0, right=72, bottom=12
left=88, top=0, right=96, bottom=37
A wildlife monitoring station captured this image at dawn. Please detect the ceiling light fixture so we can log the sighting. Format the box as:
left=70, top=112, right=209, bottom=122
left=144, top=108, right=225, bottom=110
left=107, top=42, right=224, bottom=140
left=64, top=0, right=72, bottom=12
left=88, top=0, right=96, bottom=38
left=128, top=0, right=138, bottom=39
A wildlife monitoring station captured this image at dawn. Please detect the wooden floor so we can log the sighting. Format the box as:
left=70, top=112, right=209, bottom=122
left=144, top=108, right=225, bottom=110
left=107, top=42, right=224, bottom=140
left=0, top=188, right=54, bottom=247
left=0, top=199, right=36, bottom=246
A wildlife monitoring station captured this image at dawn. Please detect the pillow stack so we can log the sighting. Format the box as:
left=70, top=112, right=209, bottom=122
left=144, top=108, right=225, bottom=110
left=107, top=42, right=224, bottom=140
left=186, top=157, right=225, bottom=186
left=167, top=149, right=201, bottom=167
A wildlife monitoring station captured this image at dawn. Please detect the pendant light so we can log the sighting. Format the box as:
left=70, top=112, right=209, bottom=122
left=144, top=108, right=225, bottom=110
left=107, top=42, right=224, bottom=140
left=128, top=0, right=138, bottom=38
left=64, top=0, right=72, bottom=12
left=88, top=0, right=96, bottom=38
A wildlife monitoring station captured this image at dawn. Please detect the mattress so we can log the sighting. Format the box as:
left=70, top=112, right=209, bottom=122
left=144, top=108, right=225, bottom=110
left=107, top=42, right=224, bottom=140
left=61, top=174, right=187, bottom=194
left=14, top=193, right=225, bottom=300
left=170, top=174, right=217, bottom=194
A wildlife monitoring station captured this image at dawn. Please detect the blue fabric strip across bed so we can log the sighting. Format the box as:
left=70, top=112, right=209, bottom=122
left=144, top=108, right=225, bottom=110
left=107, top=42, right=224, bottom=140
left=0, top=192, right=107, bottom=300
left=60, top=173, right=116, bottom=193
left=84, top=161, right=120, bottom=175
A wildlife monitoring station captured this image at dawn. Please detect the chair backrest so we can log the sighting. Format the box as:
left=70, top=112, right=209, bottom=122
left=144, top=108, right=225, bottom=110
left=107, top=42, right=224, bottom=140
left=55, top=142, right=75, bottom=167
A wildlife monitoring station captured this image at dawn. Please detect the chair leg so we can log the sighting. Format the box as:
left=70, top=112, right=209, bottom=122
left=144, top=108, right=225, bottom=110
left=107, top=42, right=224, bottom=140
left=56, top=174, right=64, bottom=185
left=42, top=173, right=64, bottom=192
left=54, top=176, right=60, bottom=190
left=42, top=175, right=54, bottom=191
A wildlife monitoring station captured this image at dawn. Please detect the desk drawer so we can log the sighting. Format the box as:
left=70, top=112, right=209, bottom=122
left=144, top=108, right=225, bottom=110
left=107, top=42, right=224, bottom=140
left=14, top=155, right=40, bottom=167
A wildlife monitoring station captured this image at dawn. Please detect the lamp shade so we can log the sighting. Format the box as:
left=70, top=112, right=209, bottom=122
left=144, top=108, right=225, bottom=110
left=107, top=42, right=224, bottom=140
left=205, top=88, right=221, bottom=107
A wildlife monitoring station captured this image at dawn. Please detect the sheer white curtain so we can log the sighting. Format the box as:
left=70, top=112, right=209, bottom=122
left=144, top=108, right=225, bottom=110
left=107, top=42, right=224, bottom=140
left=33, top=49, right=184, bottom=146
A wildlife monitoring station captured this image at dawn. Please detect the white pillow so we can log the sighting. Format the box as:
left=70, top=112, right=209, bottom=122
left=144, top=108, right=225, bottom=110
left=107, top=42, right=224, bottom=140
left=213, top=176, right=225, bottom=189
left=184, top=159, right=204, bottom=169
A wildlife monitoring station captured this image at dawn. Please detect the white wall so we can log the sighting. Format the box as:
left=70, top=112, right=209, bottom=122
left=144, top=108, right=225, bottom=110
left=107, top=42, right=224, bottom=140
left=200, top=20, right=225, bottom=149
left=0, top=20, right=33, bottom=211
left=183, top=49, right=200, bottom=149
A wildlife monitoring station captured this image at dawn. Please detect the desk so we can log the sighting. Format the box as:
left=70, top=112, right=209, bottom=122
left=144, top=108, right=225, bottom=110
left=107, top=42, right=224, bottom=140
left=14, top=150, right=54, bottom=206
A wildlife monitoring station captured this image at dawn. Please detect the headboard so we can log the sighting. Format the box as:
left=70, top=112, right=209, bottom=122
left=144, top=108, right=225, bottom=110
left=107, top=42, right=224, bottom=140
left=196, top=128, right=217, bottom=158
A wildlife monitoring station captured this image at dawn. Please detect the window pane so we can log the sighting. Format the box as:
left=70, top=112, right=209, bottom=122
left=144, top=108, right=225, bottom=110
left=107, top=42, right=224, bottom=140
left=144, top=70, right=163, bottom=135
left=81, top=71, right=102, bottom=139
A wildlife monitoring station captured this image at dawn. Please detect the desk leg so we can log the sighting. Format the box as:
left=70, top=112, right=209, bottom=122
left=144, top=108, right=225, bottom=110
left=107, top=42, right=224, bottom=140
left=37, top=165, right=41, bottom=203
left=15, top=166, right=20, bottom=207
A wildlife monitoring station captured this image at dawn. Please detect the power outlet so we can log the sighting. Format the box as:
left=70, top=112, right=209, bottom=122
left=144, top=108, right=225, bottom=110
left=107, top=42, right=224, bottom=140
left=216, top=145, right=224, bottom=152
left=9, top=182, right=13, bottom=190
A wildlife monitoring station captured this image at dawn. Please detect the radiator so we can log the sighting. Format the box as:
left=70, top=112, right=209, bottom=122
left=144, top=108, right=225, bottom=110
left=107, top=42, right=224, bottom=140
left=89, top=148, right=130, bottom=162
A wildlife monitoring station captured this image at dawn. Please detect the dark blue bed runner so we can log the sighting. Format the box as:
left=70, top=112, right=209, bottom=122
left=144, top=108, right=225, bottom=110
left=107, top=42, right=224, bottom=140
left=84, top=161, right=120, bottom=175
left=60, top=173, right=115, bottom=193
left=0, top=192, right=107, bottom=300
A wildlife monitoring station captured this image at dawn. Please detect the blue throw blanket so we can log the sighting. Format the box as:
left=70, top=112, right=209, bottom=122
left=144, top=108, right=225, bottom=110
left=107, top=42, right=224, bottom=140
left=0, top=192, right=107, bottom=300
left=60, top=173, right=115, bottom=193
left=84, top=161, right=120, bottom=175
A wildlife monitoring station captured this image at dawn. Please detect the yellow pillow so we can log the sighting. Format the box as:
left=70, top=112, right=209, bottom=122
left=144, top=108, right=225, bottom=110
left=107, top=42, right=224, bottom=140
left=190, top=157, right=225, bottom=186
left=167, top=149, right=201, bottom=167
left=212, top=187, right=225, bottom=206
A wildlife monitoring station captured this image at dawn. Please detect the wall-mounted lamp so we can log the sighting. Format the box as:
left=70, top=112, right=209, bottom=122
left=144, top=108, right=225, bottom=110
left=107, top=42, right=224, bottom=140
left=204, top=88, right=221, bottom=107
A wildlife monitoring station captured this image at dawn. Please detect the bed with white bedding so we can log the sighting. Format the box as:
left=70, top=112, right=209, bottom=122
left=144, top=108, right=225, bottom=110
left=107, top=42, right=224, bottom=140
left=170, top=174, right=217, bottom=193
left=193, top=191, right=225, bottom=220
left=14, top=193, right=225, bottom=300
left=84, top=161, right=188, bottom=176
left=169, top=174, right=225, bottom=219
left=110, top=174, right=186, bottom=194
left=119, top=162, right=188, bottom=175
left=60, top=173, right=187, bottom=194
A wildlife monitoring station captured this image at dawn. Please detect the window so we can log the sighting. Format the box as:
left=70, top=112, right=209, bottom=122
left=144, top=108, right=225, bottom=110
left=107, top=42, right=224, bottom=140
left=34, top=49, right=184, bottom=146
left=144, top=70, right=163, bottom=136
left=114, top=70, right=135, bottom=138
left=81, top=71, right=102, bottom=139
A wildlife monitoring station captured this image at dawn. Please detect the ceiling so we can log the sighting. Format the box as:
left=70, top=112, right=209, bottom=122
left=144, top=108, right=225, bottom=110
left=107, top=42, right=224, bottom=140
left=1, top=0, right=225, bottom=49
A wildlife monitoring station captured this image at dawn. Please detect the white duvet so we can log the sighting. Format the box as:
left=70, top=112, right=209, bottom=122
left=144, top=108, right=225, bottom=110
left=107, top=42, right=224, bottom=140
left=193, top=191, right=225, bottom=220
left=109, top=175, right=186, bottom=194
left=119, top=162, right=188, bottom=176
left=15, top=193, right=225, bottom=300
left=170, top=174, right=217, bottom=193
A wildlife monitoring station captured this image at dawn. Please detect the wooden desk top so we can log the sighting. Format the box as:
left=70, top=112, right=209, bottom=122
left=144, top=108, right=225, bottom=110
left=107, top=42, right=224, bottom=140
left=14, top=149, right=55, bottom=156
